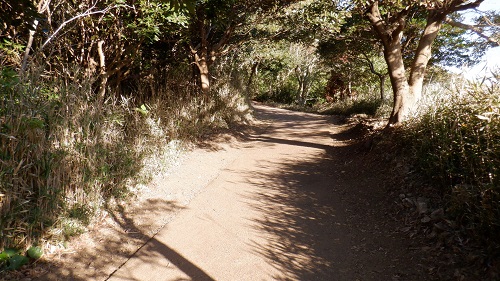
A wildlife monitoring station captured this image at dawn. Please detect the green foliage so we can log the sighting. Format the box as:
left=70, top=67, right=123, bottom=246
left=0, top=246, right=43, bottom=271
left=320, top=94, right=388, bottom=117
left=0, top=59, right=251, bottom=252
left=0, top=40, right=25, bottom=67
left=0, top=248, right=25, bottom=270
left=399, top=74, right=500, bottom=244
left=242, top=40, right=328, bottom=105
left=126, top=0, right=189, bottom=42
left=4, top=254, right=29, bottom=270
left=26, top=246, right=43, bottom=260
left=274, top=0, right=350, bottom=43
left=254, top=84, right=297, bottom=104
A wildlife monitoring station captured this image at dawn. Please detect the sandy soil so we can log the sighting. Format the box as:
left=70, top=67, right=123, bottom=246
left=29, top=103, right=430, bottom=281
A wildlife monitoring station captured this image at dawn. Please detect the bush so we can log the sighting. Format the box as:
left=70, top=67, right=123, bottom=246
left=400, top=74, right=500, bottom=244
left=0, top=65, right=250, bottom=251
left=319, top=93, right=389, bottom=117
left=254, top=84, right=296, bottom=104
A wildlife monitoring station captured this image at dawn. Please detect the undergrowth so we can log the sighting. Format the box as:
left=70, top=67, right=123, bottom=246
left=397, top=73, right=500, bottom=266
left=317, top=91, right=392, bottom=117
left=0, top=65, right=250, bottom=253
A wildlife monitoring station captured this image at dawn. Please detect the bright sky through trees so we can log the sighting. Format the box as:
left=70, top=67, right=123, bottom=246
left=461, top=0, right=499, bottom=78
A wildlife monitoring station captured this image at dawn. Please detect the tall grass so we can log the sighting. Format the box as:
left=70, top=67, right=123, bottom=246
left=318, top=91, right=392, bottom=117
left=399, top=72, right=500, bottom=246
left=0, top=65, right=250, bottom=250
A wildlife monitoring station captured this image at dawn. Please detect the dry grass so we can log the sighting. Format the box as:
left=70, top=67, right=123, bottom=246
left=0, top=65, right=251, bottom=252
left=393, top=72, right=500, bottom=278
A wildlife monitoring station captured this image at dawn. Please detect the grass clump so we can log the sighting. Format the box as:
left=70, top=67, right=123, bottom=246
left=399, top=74, right=500, bottom=250
left=0, top=65, right=251, bottom=252
left=319, top=92, right=391, bottom=117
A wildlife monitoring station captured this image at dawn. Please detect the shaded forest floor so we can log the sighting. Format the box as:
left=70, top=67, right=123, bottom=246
left=4, top=103, right=471, bottom=280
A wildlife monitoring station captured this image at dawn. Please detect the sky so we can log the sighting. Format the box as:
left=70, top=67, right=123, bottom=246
left=458, top=0, right=500, bottom=78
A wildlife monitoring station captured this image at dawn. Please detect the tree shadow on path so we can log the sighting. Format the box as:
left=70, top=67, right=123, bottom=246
left=244, top=105, right=429, bottom=280
left=36, top=198, right=215, bottom=281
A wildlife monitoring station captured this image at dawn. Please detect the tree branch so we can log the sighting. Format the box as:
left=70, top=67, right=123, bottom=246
left=21, top=0, right=51, bottom=72
left=365, top=1, right=390, bottom=46
left=449, top=0, right=484, bottom=13
left=444, top=17, right=499, bottom=46
left=360, top=52, right=386, bottom=77
left=41, top=4, right=120, bottom=50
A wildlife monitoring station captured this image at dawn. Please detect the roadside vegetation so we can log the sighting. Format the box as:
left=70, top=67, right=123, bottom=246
left=392, top=74, right=500, bottom=278
left=0, top=65, right=248, bottom=250
left=403, top=74, right=500, bottom=238
left=0, top=0, right=254, bottom=268
left=1, top=0, right=499, bottom=278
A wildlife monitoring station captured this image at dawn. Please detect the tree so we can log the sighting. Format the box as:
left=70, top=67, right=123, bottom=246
left=185, top=0, right=292, bottom=95
left=358, top=0, right=499, bottom=125
left=291, top=42, right=319, bottom=105
left=317, top=22, right=389, bottom=101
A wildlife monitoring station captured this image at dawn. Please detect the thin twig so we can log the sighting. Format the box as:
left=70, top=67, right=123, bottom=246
left=40, top=4, right=120, bottom=50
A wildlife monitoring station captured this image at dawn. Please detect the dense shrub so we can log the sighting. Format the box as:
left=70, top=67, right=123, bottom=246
left=254, top=84, right=297, bottom=104
left=0, top=65, right=250, bottom=250
left=400, top=75, right=500, bottom=245
left=319, top=93, right=390, bottom=117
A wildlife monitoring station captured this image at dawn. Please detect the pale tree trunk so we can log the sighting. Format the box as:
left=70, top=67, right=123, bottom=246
left=365, top=0, right=487, bottom=126
left=295, top=66, right=305, bottom=105
left=366, top=2, right=446, bottom=125
left=190, top=7, right=235, bottom=96
left=366, top=1, right=412, bottom=125
left=247, top=61, right=259, bottom=91
left=297, top=71, right=311, bottom=106
left=97, top=40, right=107, bottom=101
left=384, top=44, right=412, bottom=125
left=408, top=13, right=444, bottom=103
left=196, top=51, right=210, bottom=95
left=21, top=0, right=51, bottom=73
left=193, top=16, right=211, bottom=96
left=390, top=13, right=444, bottom=124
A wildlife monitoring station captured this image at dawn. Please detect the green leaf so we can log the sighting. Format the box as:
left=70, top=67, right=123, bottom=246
left=1, top=248, right=20, bottom=258
left=6, top=254, right=29, bottom=270
left=27, top=246, right=43, bottom=260
left=0, top=252, right=9, bottom=261
left=134, top=104, right=149, bottom=116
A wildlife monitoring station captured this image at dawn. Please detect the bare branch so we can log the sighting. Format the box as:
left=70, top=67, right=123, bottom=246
left=449, top=0, right=485, bottom=13
left=360, top=52, right=386, bottom=77
left=444, top=17, right=499, bottom=46
left=21, top=0, right=52, bottom=72
left=41, top=4, right=120, bottom=50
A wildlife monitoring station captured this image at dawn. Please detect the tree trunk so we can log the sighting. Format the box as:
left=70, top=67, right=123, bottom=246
left=361, top=53, right=387, bottom=101
left=297, top=80, right=303, bottom=105
left=247, top=61, right=259, bottom=91
left=97, top=40, right=107, bottom=101
left=198, top=56, right=210, bottom=95
left=366, top=1, right=412, bottom=125
left=366, top=1, right=484, bottom=126
left=383, top=42, right=413, bottom=125
left=379, top=74, right=385, bottom=100
left=389, top=14, right=444, bottom=124
left=295, top=66, right=310, bottom=106
left=21, top=19, right=38, bottom=73
left=408, top=13, right=444, bottom=102
left=193, top=10, right=211, bottom=95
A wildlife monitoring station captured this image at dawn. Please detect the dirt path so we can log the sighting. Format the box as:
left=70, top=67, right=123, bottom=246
left=37, top=104, right=429, bottom=281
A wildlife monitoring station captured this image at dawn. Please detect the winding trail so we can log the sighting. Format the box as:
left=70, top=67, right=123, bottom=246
left=39, top=104, right=428, bottom=281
